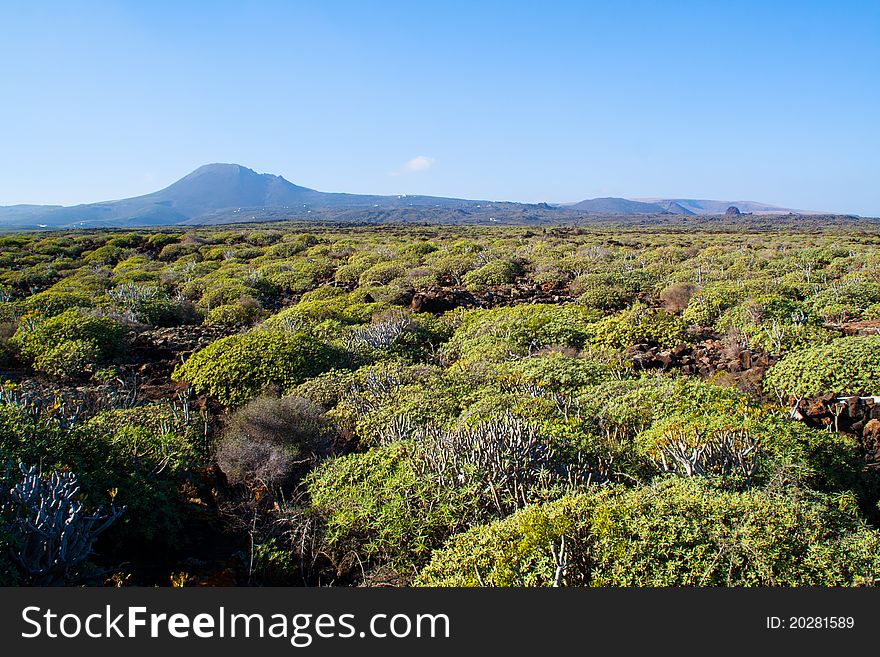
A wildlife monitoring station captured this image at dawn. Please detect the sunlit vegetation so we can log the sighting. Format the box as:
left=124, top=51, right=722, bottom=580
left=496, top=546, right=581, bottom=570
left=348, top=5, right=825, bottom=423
left=2, top=222, right=880, bottom=586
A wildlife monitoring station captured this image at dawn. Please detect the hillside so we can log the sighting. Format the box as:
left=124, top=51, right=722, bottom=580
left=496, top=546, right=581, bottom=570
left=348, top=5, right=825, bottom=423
left=0, top=163, right=822, bottom=229
left=567, top=197, right=676, bottom=214
left=0, top=164, right=489, bottom=230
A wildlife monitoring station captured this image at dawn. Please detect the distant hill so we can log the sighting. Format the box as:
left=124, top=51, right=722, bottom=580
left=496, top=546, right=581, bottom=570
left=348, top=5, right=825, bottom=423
left=636, top=198, right=803, bottom=215
left=0, top=164, right=489, bottom=229
left=567, top=197, right=675, bottom=214
left=566, top=197, right=802, bottom=215
left=0, top=163, right=824, bottom=229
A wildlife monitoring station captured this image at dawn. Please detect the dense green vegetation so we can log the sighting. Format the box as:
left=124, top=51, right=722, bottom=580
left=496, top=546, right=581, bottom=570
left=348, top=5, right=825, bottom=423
left=1, top=222, right=880, bottom=586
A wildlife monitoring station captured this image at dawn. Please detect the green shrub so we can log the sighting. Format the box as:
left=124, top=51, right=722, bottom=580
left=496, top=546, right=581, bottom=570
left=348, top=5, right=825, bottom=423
left=106, top=283, right=189, bottom=326
left=495, top=354, right=619, bottom=394
left=82, top=404, right=199, bottom=475
left=587, top=303, right=688, bottom=349
left=359, top=262, right=406, bottom=287
left=308, top=416, right=588, bottom=580
left=682, top=281, right=747, bottom=327
left=427, top=252, right=478, bottom=284
left=21, top=290, right=93, bottom=317
left=462, top=260, right=521, bottom=292
left=418, top=479, right=880, bottom=586
left=0, top=403, right=66, bottom=469
left=172, top=330, right=341, bottom=406
left=764, top=336, right=880, bottom=399
left=308, top=443, right=475, bottom=578
left=205, top=300, right=266, bottom=327
left=636, top=409, right=863, bottom=494
left=265, top=293, right=392, bottom=338
left=76, top=404, right=203, bottom=546
left=810, top=281, right=880, bottom=323
left=576, top=378, right=751, bottom=444
left=443, top=304, right=600, bottom=363
left=10, top=308, right=125, bottom=367
left=577, top=284, right=629, bottom=311
left=33, top=339, right=99, bottom=379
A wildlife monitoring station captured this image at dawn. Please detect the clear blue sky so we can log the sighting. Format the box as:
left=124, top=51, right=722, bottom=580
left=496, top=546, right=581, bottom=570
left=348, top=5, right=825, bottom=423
left=1, top=1, right=878, bottom=214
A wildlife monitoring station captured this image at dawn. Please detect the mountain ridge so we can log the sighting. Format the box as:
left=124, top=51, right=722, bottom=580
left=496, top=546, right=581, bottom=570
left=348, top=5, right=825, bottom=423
left=0, top=164, right=821, bottom=229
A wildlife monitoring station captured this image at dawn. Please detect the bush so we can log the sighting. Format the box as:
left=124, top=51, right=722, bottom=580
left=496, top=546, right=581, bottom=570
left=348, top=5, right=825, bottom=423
left=359, top=262, right=406, bottom=287
left=308, top=416, right=588, bottom=580
left=764, top=336, right=880, bottom=399
left=82, top=404, right=200, bottom=475
left=660, top=282, right=699, bottom=314
left=107, top=283, right=190, bottom=326
left=810, top=281, right=880, bottom=323
left=265, top=293, right=391, bottom=338
left=682, top=281, right=746, bottom=327
left=215, top=396, right=334, bottom=487
left=587, top=303, right=688, bottom=349
left=418, top=479, right=880, bottom=586
left=0, top=403, right=66, bottom=469
left=21, top=290, right=93, bottom=317
left=462, top=260, right=521, bottom=292
left=635, top=410, right=863, bottom=494
left=205, top=299, right=266, bottom=327
left=443, top=304, right=600, bottom=363
left=10, top=308, right=125, bottom=367
left=577, top=284, right=629, bottom=311
left=33, top=339, right=99, bottom=379
left=76, top=404, right=203, bottom=547
left=495, top=354, right=619, bottom=394
left=307, top=443, right=474, bottom=578
left=172, top=330, right=341, bottom=406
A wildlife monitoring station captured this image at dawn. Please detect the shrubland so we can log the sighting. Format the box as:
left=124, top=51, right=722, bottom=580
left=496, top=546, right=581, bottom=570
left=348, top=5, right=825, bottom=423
left=0, top=222, right=878, bottom=586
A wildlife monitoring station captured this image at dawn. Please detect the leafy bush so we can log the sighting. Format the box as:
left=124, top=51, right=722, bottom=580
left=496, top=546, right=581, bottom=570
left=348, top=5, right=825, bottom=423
left=308, top=416, right=587, bottom=579
left=308, top=443, right=474, bottom=578
left=636, top=410, right=863, bottom=494
left=462, top=260, right=521, bottom=292
left=0, top=403, right=66, bottom=469
left=172, top=330, right=341, bottom=406
left=10, top=308, right=125, bottom=370
left=75, top=404, right=203, bottom=547
left=33, top=339, right=99, bottom=379
left=443, top=304, right=600, bottom=363
left=416, top=494, right=592, bottom=586
left=21, top=290, right=93, bottom=317
left=418, top=479, right=880, bottom=586
left=495, top=354, right=620, bottom=394
left=266, top=293, right=391, bottom=338
left=82, top=404, right=200, bottom=475
left=359, top=262, right=406, bottom=287
left=586, top=303, right=688, bottom=349
left=810, top=281, right=880, bottom=323
left=682, top=281, right=747, bottom=327
left=205, top=299, right=266, bottom=327
left=106, top=283, right=189, bottom=326
left=764, top=336, right=880, bottom=399
left=576, top=284, right=629, bottom=311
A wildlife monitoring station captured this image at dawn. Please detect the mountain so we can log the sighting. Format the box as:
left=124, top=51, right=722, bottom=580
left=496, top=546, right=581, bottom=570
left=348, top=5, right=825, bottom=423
left=636, top=198, right=803, bottom=215
left=566, top=196, right=802, bottom=215
left=652, top=200, right=696, bottom=215
left=0, top=164, right=487, bottom=229
left=567, top=197, right=683, bottom=214
left=0, top=164, right=821, bottom=229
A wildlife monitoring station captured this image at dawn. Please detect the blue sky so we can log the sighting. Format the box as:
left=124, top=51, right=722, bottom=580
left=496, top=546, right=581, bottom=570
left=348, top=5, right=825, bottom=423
left=1, top=1, right=878, bottom=214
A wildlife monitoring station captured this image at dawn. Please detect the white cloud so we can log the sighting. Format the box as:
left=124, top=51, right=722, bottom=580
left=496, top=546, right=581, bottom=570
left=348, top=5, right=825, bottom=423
left=389, top=155, right=435, bottom=177
left=405, top=155, right=434, bottom=172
